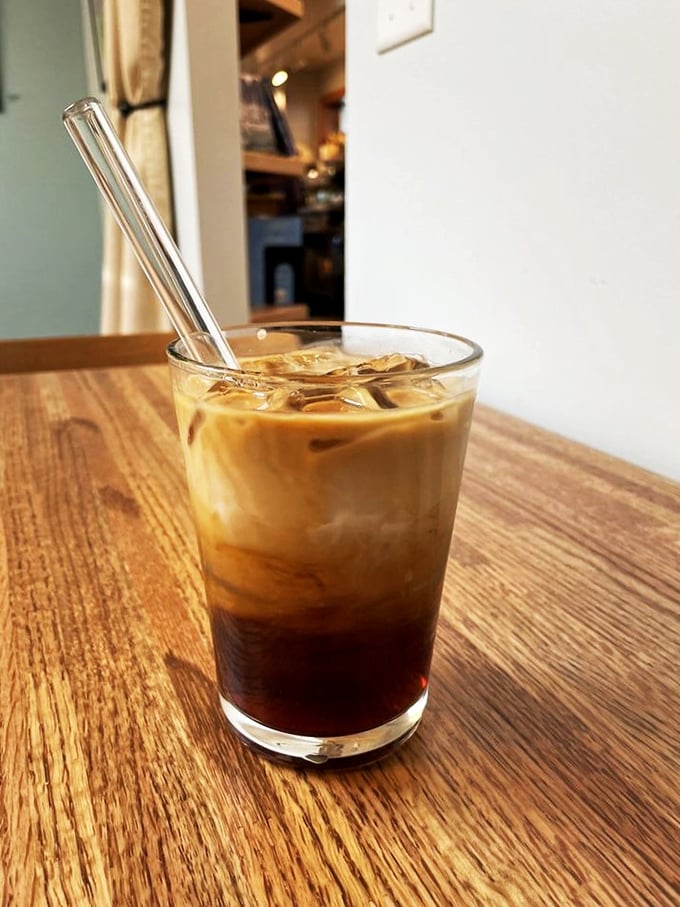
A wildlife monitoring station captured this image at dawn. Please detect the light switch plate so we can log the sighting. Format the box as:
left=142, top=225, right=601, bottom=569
left=377, top=0, right=434, bottom=54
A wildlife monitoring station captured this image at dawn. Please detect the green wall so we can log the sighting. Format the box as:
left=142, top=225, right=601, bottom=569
left=0, top=0, right=102, bottom=338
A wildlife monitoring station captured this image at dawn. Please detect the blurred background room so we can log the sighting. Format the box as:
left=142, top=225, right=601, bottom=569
left=1, top=0, right=678, bottom=481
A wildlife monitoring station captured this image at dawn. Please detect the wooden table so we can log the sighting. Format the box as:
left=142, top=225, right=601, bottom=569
left=1, top=359, right=679, bottom=905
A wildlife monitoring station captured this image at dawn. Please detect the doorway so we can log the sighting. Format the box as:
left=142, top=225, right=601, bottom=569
left=240, top=3, right=346, bottom=320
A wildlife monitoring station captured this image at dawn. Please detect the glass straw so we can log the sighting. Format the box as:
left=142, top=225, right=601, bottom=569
left=62, top=97, right=240, bottom=369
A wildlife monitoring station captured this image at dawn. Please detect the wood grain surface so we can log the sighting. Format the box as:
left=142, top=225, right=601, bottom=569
left=1, top=362, right=679, bottom=906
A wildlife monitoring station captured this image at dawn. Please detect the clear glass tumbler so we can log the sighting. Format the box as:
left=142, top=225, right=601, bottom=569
left=168, top=322, right=482, bottom=767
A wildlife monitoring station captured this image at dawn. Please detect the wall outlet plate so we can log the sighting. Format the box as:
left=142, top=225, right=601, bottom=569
left=377, top=0, right=434, bottom=54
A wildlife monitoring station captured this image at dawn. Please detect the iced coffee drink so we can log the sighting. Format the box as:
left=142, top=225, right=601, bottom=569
left=168, top=323, right=482, bottom=766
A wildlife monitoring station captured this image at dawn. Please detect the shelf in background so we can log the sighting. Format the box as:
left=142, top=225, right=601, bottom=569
left=239, top=0, right=304, bottom=57
left=243, top=150, right=305, bottom=177
left=250, top=304, right=309, bottom=323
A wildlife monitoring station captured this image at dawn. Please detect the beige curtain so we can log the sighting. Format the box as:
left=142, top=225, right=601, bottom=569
left=101, top=0, right=173, bottom=333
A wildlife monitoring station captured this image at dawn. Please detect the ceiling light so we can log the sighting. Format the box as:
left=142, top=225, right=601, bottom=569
left=271, top=70, right=288, bottom=87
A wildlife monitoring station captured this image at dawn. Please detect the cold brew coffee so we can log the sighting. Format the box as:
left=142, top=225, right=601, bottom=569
left=168, top=324, right=482, bottom=766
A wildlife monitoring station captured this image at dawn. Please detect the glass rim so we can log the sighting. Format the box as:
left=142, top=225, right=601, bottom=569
left=167, top=320, right=483, bottom=383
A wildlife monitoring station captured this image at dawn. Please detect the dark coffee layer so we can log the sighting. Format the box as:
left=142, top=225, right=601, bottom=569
left=209, top=601, right=439, bottom=736
left=172, top=345, right=477, bottom=739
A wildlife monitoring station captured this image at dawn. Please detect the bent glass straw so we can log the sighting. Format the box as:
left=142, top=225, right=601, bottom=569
left=62, top=97, right=240, bottom=369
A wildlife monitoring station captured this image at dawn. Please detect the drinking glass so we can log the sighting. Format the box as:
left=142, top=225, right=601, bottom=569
left=168, top=322, right=482, bottom=767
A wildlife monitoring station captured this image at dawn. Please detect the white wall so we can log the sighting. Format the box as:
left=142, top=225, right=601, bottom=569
left=346, top=1, right=680, bottom=481
left=167, top=0, right=249, bottom=326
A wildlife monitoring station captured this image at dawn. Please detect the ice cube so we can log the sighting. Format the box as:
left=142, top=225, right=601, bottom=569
left=365, top=384, right=398, bottom=409
left=359, top=353, right=428, bottom=374
left=286, top=384, right=379, bottom=413
left=325, top=353, right=428, bottom=377
left=205, top=379, right=269, bottom=410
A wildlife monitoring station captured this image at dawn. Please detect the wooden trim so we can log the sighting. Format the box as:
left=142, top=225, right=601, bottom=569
left=0, top=333, right=177, bottom=375
left=249, top=304, right=309, bottom=322
left=0, top=309, right=310, bottom=374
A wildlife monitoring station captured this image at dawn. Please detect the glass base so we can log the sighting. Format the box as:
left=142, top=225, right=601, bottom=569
left=220, top=689, right=428, bottom=769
